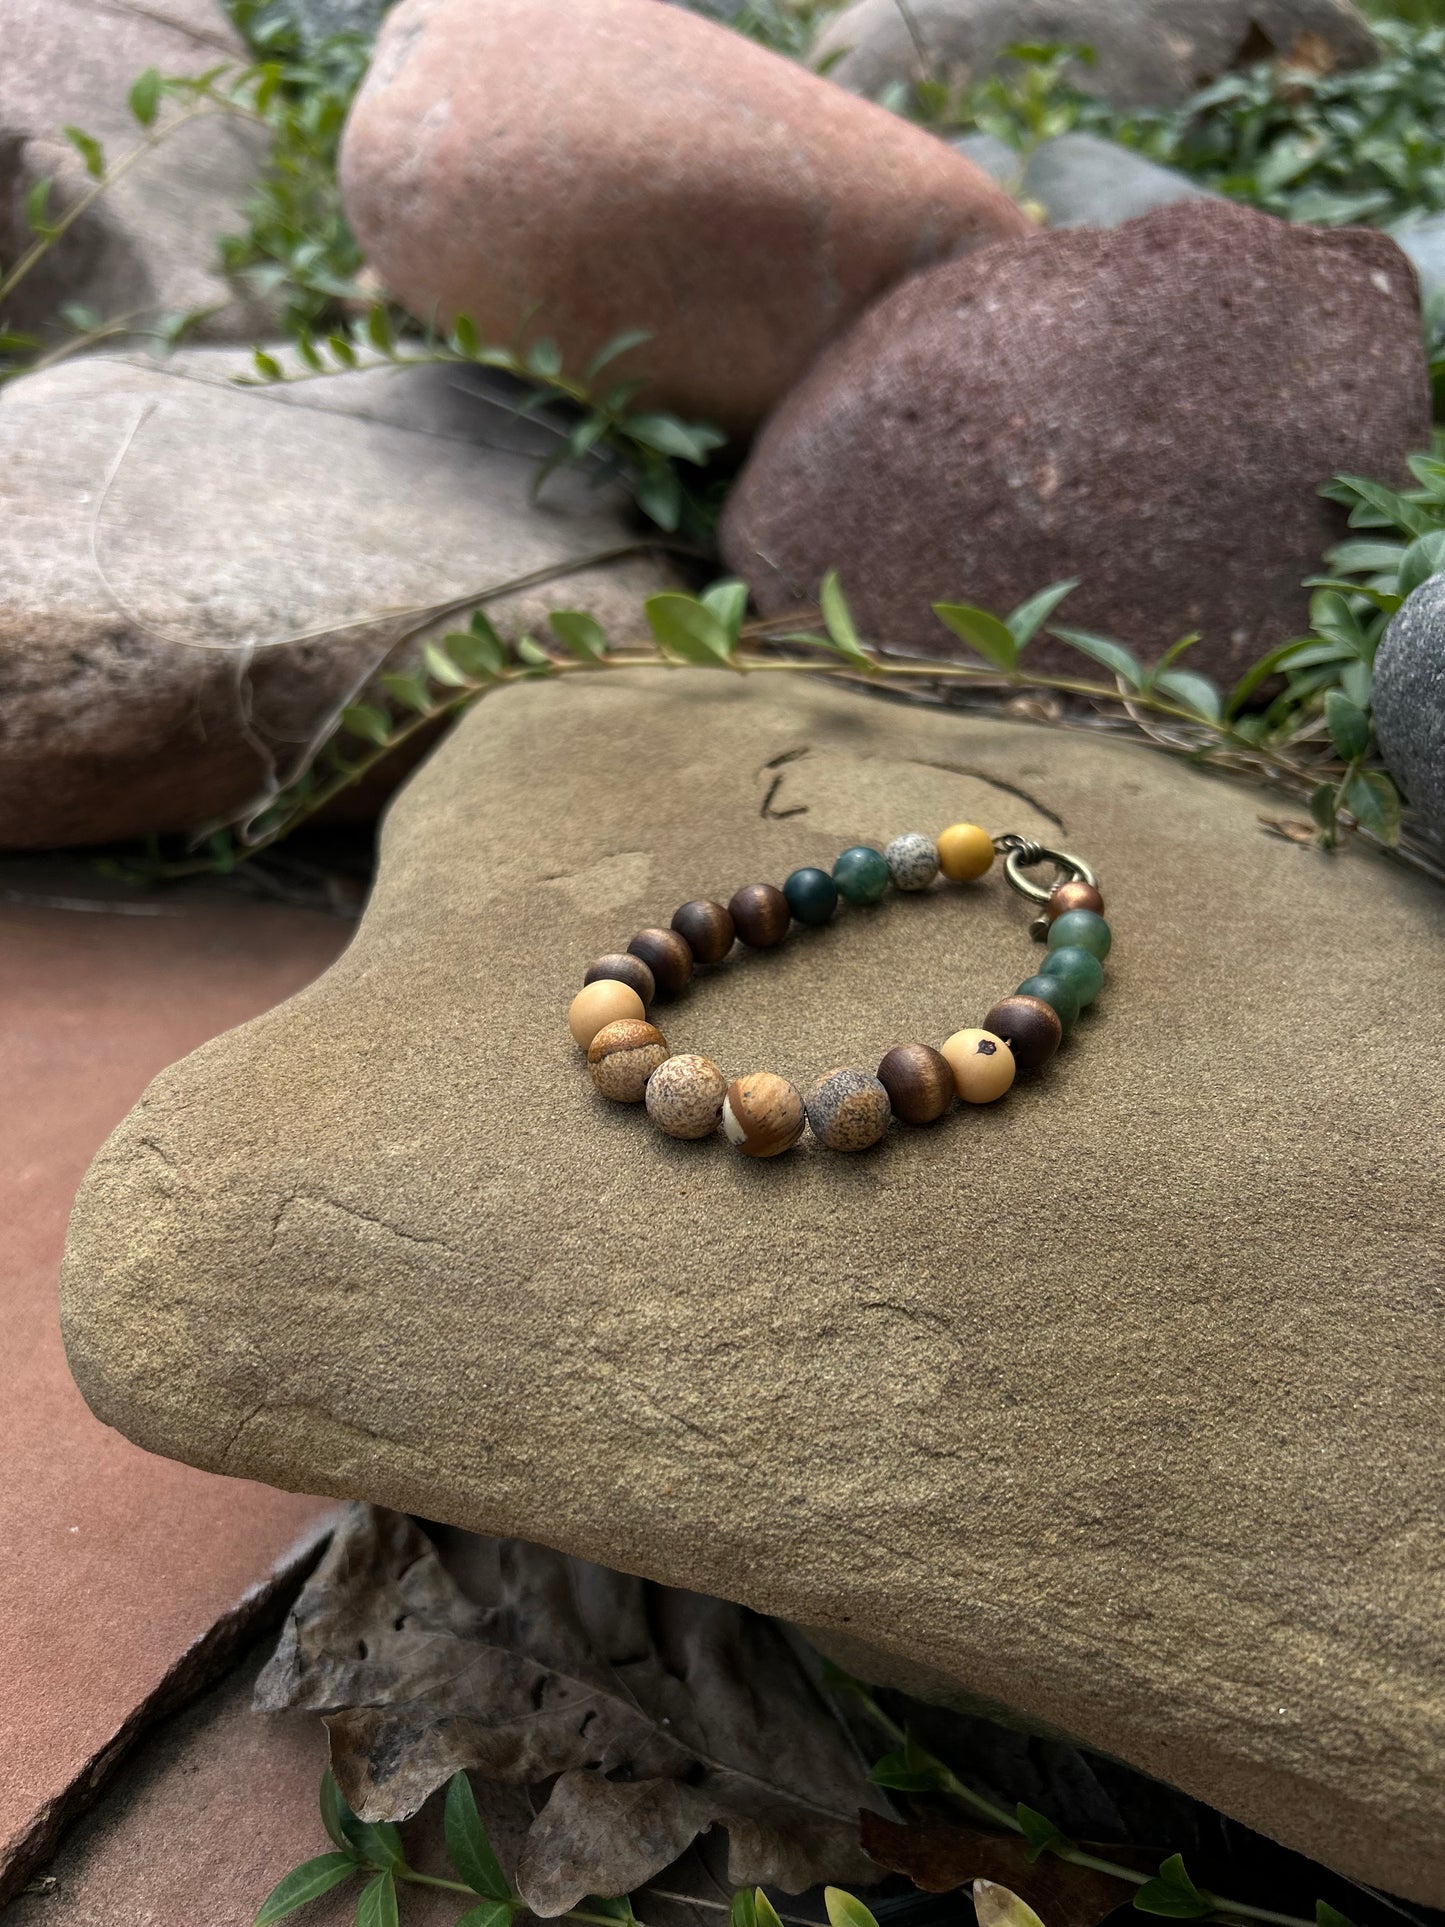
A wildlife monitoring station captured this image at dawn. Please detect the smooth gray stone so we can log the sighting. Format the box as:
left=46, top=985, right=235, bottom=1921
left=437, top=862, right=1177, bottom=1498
left=1023, top=132, right=1218, bottom=228
left=950, top=130, right=1025, bottom=194
left=1394, top=214, right=1445, bottom=303
left=1374, top=570, right=1445, bottom=840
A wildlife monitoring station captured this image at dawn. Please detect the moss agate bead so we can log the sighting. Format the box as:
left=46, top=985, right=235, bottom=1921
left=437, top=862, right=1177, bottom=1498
left=884, top=833, right=938, bottom=892
left=583, top=952, right=655, bottom=1006
left=936, top=822, right=994, bottom=882
left=1017, top=971, right=1080, bottom=1034
left=588, top=1020, right=669, bottom=1102
left=1041, top=944, right=1104, bottom=1007
left=783, top=866, right=838, bottom=926
left=1046, top=879, right=1105, bottom=922
left=723, top=1072, right=806, bottom=1158
left=645, top=1053, right=727, bottom=1138
left=877, top=1043, right=954, bottom=1124
left=1047, top=908, right=1111, bottom=960
left=628, top=926, right=693, bottom=996
left=671, top=899, right=735, bottom=966
left=832, top=845, right=890, bottom=904
left=729, top=882, right=790, bottom=948
left=568, top=979, right=645, bottom=1049
left=941, top=1028, right=1015, bottom=1103
left=804, top=1067, right=891, bottom=1151
left=981, top=995, right=1063, bottom=1070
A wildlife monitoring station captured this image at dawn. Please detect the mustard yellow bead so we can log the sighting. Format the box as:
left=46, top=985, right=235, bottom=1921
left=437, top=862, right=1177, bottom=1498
left=941, top=1027, right=1016, bottom=1103
left=568, top=978, right=644, bottom=1049
left=937, top=822, right=995, bottom=882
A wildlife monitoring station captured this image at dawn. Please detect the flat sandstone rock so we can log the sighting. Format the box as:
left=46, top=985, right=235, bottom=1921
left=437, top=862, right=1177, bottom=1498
left=62, top=673, right=1445, bottom=1903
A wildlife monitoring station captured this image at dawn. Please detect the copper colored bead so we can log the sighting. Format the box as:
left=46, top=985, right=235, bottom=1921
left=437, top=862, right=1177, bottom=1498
left=981, top=995, right=1063, bottom=1071
left=1045, top=879, right=1106, bottom=923
left=877, top=1043, right=954, bottom=1125
left=587, top=1020, right=670, bottom=1102
left=728, top=882, right=790, bottom=948
left=671, top=898, right=735, bottom=966
left=628, top=926, right=693, bottom=997
left=583, top=951, right=655, bottom=1005
left=723, top=1072, right=806, bottom=1158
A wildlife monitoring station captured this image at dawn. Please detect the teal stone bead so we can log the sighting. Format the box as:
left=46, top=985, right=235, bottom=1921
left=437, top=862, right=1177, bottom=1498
left=832, top=844, right=890, bottom=904
left=1017, top=971, right=1080, bottom=1033
left=1047, top=908, right=1111, bottom=960
left=1041, top=944, right=1105, bottom=1007
left=784, top=866, right=838, bottom=926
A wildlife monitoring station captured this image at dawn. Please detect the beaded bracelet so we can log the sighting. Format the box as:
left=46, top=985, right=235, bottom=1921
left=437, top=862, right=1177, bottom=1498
left=565, top=824, right=1111, bottom=1157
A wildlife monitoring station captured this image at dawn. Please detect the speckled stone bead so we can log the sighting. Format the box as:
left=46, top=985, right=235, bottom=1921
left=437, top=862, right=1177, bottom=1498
left=645, top=1052, right=727, bottom=1139
left=1047, top=908, right=1111, bottom=961
left=568, top=979, right=645, bottom=1049
left=587, top=1020, right=670, bottom=1102
left=877, top=1043, right=954, bottom=1124
left=804, top=1067, right=892, bottom=1151
left=628, top=926, right=693, bottom=996
left=981, top=995, right=1063, bottom=1070
left=729, top=882, right=791, bottom=948
left=1045, top=879, right=1106, bottom=923
left=583, top=952, right=655, bottom=1006
left=723, top=1072, right=806, bottom=1158
left=884, top=832, right=939, bottom=893
left=832, top=844, right=890, bottom=905
left=1041, top=944, right=1104, bottom=1007
left=936, top=821, right=994, bottom=882
left=941, top=1028, right=1016, bottom=1103
left=671, top=898, right=735, bottom=966
left=1017, top=971, right=1079, bottom=1033
left=783, top=866, right=838, bottom=927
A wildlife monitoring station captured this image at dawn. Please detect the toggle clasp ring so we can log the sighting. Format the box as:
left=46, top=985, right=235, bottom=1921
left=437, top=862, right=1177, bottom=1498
left=992, top=833, right=1099, bottom=907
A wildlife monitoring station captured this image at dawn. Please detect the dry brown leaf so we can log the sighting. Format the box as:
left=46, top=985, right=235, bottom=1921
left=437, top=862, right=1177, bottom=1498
left=256, top=1505, right=881, bottom=1915
left=859, top=1812, right=1131, bottom=1927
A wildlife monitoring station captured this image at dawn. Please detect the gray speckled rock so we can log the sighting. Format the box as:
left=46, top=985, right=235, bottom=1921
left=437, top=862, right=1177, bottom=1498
left=1394, top=214, right=1445, bottom=305
left=1373, top=571, right=1445, bottom=840
left=950, top=130, right=1024, bottom=194
left=1023, top=133, right=1217, bottom=228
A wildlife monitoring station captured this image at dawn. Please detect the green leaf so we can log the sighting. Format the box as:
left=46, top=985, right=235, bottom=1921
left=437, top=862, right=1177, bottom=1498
left=585, top=328, right=652, bottom=380
left=25, top=177, right=53, bottom=236
left=1049, top=625, right=1144, bottom=689
left=548, top=610, right=609, bottom=661
left=754, top=1894, right=785, bottom=1927
left=1323, top=538, right=1408, bottom=576
left=341, top=703, right=392, bottom=746
left=1015, top=1802, right=1071, bottom=1863
left=701, top=579, right=749, bottom=644
left=320, top=1769, right=357, bottom=1854
left=1152, top=668, right=1222, bottom=721
left=645, top=591, right=733, bottom=664
left=823, top=1890, right=878, bottom=1927
left=1324, top=688, right=1370, bottom=760
left=1133, top=1853, right=1212, bottom=1918
left=327, top=332, right=358, bottom=369
left=62, top=125, right=105, bottom=178
left=356, top=1870, right=399, bottom=1927
left=457, top=1907, right=513, bottom=1927
left=634, top=463, right=681, bottom=532
left=424, top=641, right=470, bottom=687
left=446, top=619, right=505, bottom=678
left=1301, top=578, right=1401, bottom=615
left=129, top=67, right=163, bottom=127
left=1309, top=782, right=1340, bottom=839
left=1341, top=767, right=1402, bottom=842
left=729, top=1891, right=758, bottom=1927
left=820, top=571, right=871, bottom=665
left=380, top=672, right=433, bottom=715
left=1315, top=1905, right=1356, bottom=1927
left=1155, top=631, right=1201, bottom=670
left=1226, top=636, right=1314, bottom=714
left=525, top=337, right=563, bottom=380
left=1004, top=578, right=1078, bottom=648
left=365, top=305, right=394, bottom=353
left=254, top=1854, right=357, bottom=1924
left=253, top=349, right=285, bottom=382
left=972, top=1885, right=1048, bottom=1927
left=515, top=635, right=552, bottom=667
left=59, top=301, right=102, bottom=333
left=1333, top=473, right=1435, bottom=538
left=1396, top=528, right=1445, bottom=598
left=444, top=1771, right=511, bottom=1899
left=626, top=413, right=724, bottom=463
left=451, top=315, right=480, bottom=358
left=933, top=601, right=1018, bottom=672
left=867, top=1745, right=944, bottom=1792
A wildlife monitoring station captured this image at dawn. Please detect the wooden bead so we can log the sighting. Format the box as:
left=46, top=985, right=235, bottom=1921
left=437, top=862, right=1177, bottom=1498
left=568, top=979, right=644, bottom=1049
left=877, top=1043, right=954, bottom=1124
left=1046, top=879, right=1106, bottom=922
left=728, top=882, right=790, bottom=948
left=583, top=952, right=655, bottom=1005
left=671, top=898, right=735, bottom=966
left=936, top=822, right=994, bottom=882
left=588, top=1020, right=670, bottom=1102
left=645, top=1053, right=727, bottom=1138
left=723, top=1072, right=806, bottom=1158
left=941, top=1028, right=1016, bottom=1103
left=804, top=1067, right=891, bottom=1152
left=628, top=927, right=693, bottom=996
left=981, top=995, right=1062, bottom=1071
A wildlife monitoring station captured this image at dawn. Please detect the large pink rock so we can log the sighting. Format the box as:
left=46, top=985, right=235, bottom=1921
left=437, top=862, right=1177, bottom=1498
left=338, top=0, right=1032, bottom=434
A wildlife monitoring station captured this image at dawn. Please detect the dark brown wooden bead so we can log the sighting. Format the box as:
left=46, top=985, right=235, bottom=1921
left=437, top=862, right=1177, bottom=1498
left=1045, top=879, right=1106, bottom=922
left=671, top=898, right=735, bottom=966
left=877, top=1043, right=955, bottom=1125
left=728, top=882, right=790, bottom=948
left=584, top=951, right=655, bottom=1005
left=627, top=927, right=693, bottom=997
left=981, top=995, right=1063, bottom=1071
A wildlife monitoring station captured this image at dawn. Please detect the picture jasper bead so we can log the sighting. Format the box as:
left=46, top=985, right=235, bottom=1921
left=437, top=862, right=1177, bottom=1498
left=783, top=866, right=838, bottom=927
left=1047, top=908, right=1111, bottom=961
left=884, top=832, right=938, bottom=893
left=1017, top=971, right=1079, bottom=1034
left=729, top=882, right=791, bottom=948
left=628, top=926, right=693, bottom=996
left=941, top=1028, right=1016, bottom=1104
left=832, top=844, right=890, bottom=905
left=1041, top=944, right=1104, bottom=1007
left=1046, top=879, right=1106, bottom=922
left=583, top=952, right=655, bottom=1006
left=936, top=821, right=994, bottom=882
left=877, top=1043, right=954, bottom=1124
left=981, top=995, right=1063, bottom=1071
left=645, top=1053, right=727, bottom=1138
left=671, top=898, right=735, bottom=966
left=804, top=1067, right=892, bottom=1152
left=723, top=1072, right=806, bottom=1158
left=568, top=979, right=645, bottom=1049
left=587, top=1020, right=670, bottom=1102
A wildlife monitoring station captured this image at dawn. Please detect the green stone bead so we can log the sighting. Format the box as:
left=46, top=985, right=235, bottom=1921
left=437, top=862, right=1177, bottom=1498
left=832, top=844, right=890, bottom=904
left=1017, top=972, right=1080, bottom=1033
left=1047, top=908, right=1111, bottom=960
left=783, top=866, right=838, bottom=926
left=1040, top=944, right=1105, bottom=1007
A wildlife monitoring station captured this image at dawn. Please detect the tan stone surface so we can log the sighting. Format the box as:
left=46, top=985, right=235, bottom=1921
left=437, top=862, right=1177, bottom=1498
left=338, top=0, right=1032, bottom=435
left=61, top=672, right=1445, bottom=1902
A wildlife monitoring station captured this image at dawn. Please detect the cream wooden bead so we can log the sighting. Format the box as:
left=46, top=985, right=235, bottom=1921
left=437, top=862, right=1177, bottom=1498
left=941, top=1027, right=1016, bottom=1103
left=568, top=978, right=644, bottom=1049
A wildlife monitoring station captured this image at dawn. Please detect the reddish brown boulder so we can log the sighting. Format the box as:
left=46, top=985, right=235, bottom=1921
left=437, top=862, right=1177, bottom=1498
left=337, top=0, right=1032, bottom=435
left=721, top=200, right=1431, bottom=685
